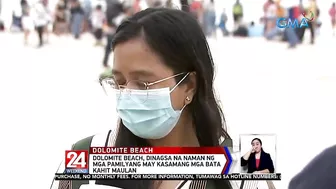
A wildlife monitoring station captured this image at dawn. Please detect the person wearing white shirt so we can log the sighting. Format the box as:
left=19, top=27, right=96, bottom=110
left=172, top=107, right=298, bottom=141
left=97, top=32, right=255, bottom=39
left=91, top=4, right=105, bottom=46
left=32, top=0, right=50, bottom=46
left=22, top=6, right=34, bottom=45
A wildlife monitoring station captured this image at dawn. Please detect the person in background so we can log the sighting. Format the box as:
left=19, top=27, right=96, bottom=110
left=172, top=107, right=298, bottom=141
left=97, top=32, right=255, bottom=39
left=165, top=0, right=173, bottom=8
left=291, top=1, right=302, bottom=37
left=19, top=0, right=29, bottom=30
left=305, top=0, right=318, bottom=44
left=153, top=0, right=163, bottom=7
left=265, top=1, right=277, bottom=35
left=241, top=138, right=275, bottom=173
left=21, top=0, right=28, bottom=13
left=219, top=8, right=229, bottom=36
left=133, top=0, right=142, bottom=13
left=33, top=0, right=50, bottom=47
left=285, top=5, right=300, bottom=48
left=82, top=0, right=92, bottom=32
left=288, top=145, right=336, bottom=189
left=233, top=0, right=243, bottom=27
left=0, top=0, right=4, bottom=31
left=62, top=0, right=69, bottom=9
left=263, top=0, right=276, bottom=34
left=329, top=2, right=336, bottom=36
left=0, top=21, right=4, bottom=31
left=54, top=0, right=68, bottom=36
left=248, top=21, right=264, bottom=37
left=22, top=5, right=34, bottom=45
left=101, top=0, right=124, bottom=69
left=180, top=0, right=189, bottom=12
left=144, top=0, right=154, bottom=8
left=70, top=0, right=84, bottom=39
left=43, top=0, right=52, bottom=44
left=100, top=4, right=133, bottom=78
left=233, top=20, right=248, bottom=37
left=11, top=4, right=23, bottom=31
left=264, top=0, right=283, bottom=40
left=203, top=0, right=216, bottom=38
left=275, top=1, right=285, bottom=28
left=190, top=0, right=203, bottom=24
left=295, top=0, right=306, bottom=42
left=91, top=4, right=105, bottom=46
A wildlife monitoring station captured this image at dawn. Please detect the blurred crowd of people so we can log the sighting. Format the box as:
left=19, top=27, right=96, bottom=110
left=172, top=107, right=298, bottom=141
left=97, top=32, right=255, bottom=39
left=11, top=0, right=92, bottom=46
left=190, top=0, right=336, bottom=48
left=1, top=0, right=336, bottom=52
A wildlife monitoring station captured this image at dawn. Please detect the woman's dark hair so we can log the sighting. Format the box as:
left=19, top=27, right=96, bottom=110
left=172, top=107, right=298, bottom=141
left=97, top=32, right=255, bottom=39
left=97, top=8, right=231, bottom=189
left=251, top=138, right=262, bottom=145
left=251, top=138, right=264, bottom=152
left=96, top=5, right=102, bottom=10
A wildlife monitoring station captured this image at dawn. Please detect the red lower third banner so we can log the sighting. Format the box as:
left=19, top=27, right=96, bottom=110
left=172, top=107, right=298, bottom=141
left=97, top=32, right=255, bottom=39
left=65, top=147, right=233, bottom=175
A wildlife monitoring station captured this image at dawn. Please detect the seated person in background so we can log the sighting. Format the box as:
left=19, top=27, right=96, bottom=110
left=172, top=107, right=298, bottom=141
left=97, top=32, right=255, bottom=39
left=248, top=21, right=264, bottom=37
left=241, top=138, right=275, bottom=173
left=233, top=19, right=248, bottom=37
left=288, top=145, right=336, bottom=189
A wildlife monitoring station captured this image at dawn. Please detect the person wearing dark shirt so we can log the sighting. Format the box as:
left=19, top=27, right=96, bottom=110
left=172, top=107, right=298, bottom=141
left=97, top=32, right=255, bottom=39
left=297, top=0, right=318, bottom=44
left=289, top=145, right=336, bottom=189
left=233, top=21, right=248, bottom=37
left=70, top=0, right=84, bottom=39
left=241, top=138, right=275, bottom=173
left=101, top=0, right=123, bottom=69
left=100, top=4, right=133, bottom=78
left=180, top=0, right=189, bottom=12
left=283, top=6, right=300, bottom=48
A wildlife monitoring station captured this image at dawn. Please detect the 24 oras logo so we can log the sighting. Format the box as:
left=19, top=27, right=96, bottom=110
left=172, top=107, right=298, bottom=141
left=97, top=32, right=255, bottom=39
left=65, top=150, right=89, bottom=173
left=276, top=11, right=315, bottom=28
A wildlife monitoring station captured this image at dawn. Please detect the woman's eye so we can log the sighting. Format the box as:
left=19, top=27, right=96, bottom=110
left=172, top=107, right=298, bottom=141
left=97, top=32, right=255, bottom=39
left=115, top=79, right=126, bottom=86
left=134, top=81, right=145, bottom=87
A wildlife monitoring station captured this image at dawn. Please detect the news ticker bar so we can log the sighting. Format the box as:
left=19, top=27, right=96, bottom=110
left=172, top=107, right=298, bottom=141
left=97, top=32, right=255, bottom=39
left=55, top=173, right=281, bottom=181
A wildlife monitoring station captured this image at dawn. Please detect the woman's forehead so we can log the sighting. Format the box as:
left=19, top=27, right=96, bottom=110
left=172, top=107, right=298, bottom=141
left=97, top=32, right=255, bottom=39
left=113, top=39, right=173, bottom=78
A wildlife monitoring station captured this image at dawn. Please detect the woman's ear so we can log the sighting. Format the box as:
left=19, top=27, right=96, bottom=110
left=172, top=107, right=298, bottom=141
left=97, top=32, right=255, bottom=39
left=184, top=72, right=197, bottom=105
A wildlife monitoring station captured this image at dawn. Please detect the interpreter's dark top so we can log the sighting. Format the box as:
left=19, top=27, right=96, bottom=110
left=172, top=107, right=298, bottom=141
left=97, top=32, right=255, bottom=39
left=241, top=151, right=275, bottom=173
left=288, top=145, right=336, bottom=189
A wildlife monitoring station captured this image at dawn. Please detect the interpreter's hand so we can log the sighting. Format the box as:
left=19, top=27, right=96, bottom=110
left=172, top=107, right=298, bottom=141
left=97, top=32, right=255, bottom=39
left=253, top=171, right=260, bottom=174
left=251, top=148, right=255, bottom=153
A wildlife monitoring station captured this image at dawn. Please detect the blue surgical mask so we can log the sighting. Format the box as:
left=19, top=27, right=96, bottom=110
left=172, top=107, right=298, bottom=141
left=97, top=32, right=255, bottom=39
left=115, top=73, right=189, bottom=139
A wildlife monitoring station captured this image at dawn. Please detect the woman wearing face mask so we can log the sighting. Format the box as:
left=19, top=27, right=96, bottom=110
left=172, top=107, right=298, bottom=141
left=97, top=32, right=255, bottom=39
left=51, top=8, right=232, bottom=189
left=241, top=138, right=275, bottom=174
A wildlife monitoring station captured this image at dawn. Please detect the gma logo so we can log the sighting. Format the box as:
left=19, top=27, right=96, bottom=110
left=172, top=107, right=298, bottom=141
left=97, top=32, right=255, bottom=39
left=276, top=18, right=309, bottom=28
left=276, top=11, right=315, bottom=29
